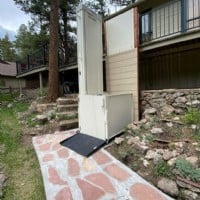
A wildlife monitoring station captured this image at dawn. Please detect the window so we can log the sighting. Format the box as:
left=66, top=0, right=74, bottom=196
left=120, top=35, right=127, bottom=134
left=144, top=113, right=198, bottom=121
left=187, top=0, right=200, bottom=29
left=140, top=11, right=152, bottom=43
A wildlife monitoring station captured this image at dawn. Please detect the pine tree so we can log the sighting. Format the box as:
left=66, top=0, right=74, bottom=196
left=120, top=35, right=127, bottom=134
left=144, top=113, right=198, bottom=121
left=48, top=0, right=60, bottom=102
left=14, top=0, right=79, bottom=64
left=0, top=34, right=16, bottom=62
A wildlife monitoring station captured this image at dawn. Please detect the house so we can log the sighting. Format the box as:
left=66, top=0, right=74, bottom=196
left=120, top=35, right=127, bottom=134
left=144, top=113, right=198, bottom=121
left=16, top=46, right=78, bottom=94
left=0, top=60, right=26, bottom=91
left=103, top=0, right=200, bottom=120
left=76, top=0, right=200, bottom=140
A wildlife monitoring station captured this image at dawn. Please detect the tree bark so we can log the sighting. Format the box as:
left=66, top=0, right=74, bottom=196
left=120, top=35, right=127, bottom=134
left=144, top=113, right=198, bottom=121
left=48, top=0, right=60, bottom=102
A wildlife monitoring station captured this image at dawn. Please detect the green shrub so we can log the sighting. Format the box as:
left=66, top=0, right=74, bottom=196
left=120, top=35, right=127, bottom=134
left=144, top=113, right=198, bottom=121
left=174, top=158, right=200, bottom=182
left=183, top=108, right=200, bottom=125
left=154, top=160, right=171, bottom=177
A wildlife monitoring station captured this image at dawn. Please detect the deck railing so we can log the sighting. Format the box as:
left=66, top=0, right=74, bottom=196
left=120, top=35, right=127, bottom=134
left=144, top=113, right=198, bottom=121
left=16, top=46, right=77, bottom=75
left=140, top=0, right=200, bottom=44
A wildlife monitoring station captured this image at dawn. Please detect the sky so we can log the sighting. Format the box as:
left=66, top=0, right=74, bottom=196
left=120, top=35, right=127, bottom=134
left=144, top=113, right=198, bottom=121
left=0, top=0, right=31, bottom=40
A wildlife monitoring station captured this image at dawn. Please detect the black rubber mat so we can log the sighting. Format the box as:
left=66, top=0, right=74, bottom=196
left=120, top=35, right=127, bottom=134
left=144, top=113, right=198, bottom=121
left=60, top=132, right=105, bottom=157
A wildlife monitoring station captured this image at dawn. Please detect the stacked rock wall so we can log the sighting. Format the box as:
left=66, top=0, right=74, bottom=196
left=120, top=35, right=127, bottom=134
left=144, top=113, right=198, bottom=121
left=140, top=89, right=200, bottom=116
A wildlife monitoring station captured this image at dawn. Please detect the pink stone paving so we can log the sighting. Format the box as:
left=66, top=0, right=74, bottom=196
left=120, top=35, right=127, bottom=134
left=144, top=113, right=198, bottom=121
left=77, top=178, right=105, bottom=200
left=104, top=163, right=130, bottom=181
left=32, top=132, right=172, bottom=200
left=57, top=148, right=69, bottom=158
left=55, top=187, right=73, bottom=200
left=130, top=183, right=166, bottom=200
left=92, top=151, right=112, bottom=165
left=38, top=143, right=51, bottom=151
left=42, top=154, right=54, bottom=162
left=86, top=173, right=115, bottom=193
left=48, top=166, right=68, bottom=185
left=52, top=143, right=62, bottom=151
left=68, top=158, right=80, bottom=177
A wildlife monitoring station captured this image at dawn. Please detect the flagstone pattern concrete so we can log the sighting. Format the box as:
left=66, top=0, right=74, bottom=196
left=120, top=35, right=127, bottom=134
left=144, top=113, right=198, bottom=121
left=32, top=130, right=174, bottom=200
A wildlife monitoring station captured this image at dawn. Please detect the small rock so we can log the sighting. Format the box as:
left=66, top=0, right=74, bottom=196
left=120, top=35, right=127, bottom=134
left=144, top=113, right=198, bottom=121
left=144, top=108, right=157, bottom=115
left=173, top=116, right=180, bottom=121
left=114, top=137, right=124, bottom=145
left=174, top=108, right=185, bottom=115
left=7, top=103, right=13, bottom=108
left=191, top=124, right=197, bottom=130
left=127, top=136, right=140, bottom=145
left=151, top=127, right=163, bottom=134
left=173, top=92, right=184, bottom=98
left=135, top=144, right=149, bottom=154
left=163, top=150, right=178, bottom=161
left=174, top=142, right=185, bottom=149
left=139, top=118, right=147, bottom=124
left=127, top=124, right=139, bottom=131
left=166, top=122, right=173, bottom=128
left=182, top=190, right=199, bottom=200
left=145, top=150, right=159, bottom=160
left=192, top=100, right=200, bottom=105
left=156, top=149, right=165, bottom=155
left=157, top=178, right=179, bottom=197
left=175, top=97, right=187, bottom=104
left=143, top=159, right=150, bottom=167
left=161, top=105, right=175, bottom=116
left=36, top=114, right=48, bottom=124
left=167, top=158, right=177, bottom=166
left=186, top=156, right=198, bottom=167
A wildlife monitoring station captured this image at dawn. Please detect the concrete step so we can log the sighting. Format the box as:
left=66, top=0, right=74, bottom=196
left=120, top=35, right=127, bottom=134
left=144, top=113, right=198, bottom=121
left=59, top=119, right=78, bottom=131
left=64, top=94, right=78, bottom=99
left=57, top=104, right=78, bottom=112
left=57, top=98, right=78, bottom=105
left=56, top=111, right=78, bottom=121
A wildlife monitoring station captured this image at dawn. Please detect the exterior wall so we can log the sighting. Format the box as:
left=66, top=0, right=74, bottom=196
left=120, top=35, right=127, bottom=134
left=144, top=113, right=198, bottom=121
left=0, top=76, right=26, bottom=89
left=140, top=41, right=200, bottom=90
left=141, top=88, right=200, bottom=116
left=105, top=8, right=139, bottom=120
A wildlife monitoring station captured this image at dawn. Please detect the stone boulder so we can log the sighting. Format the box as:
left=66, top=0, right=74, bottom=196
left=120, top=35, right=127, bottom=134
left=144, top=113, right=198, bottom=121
left=157, top=178, right=179, bottom=197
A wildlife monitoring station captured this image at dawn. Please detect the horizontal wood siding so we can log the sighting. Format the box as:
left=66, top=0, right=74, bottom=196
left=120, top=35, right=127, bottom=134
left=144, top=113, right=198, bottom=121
left=106, top=49, right=139, bottom=120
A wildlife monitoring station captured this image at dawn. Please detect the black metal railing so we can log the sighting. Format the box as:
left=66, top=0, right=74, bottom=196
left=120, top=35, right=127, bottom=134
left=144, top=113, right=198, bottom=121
left=140, top=0, right=200, bottom=44
left=16, top=46, right=77, bottom=75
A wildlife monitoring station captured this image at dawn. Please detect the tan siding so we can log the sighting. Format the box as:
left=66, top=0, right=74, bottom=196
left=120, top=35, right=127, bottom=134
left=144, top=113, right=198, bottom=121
left=106, top=49, right=139, bottom=120
left=1, top=77, right=26, bottom=88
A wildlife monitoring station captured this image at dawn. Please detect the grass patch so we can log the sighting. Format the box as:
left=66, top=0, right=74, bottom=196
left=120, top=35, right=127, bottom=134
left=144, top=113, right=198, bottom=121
left=0, top=98, right=45, bottom=199
left=0, top=93, right=18, bottom=102
left=183, top=108, right=200, bottom=125
left=154, top=160, right=172, bottom=177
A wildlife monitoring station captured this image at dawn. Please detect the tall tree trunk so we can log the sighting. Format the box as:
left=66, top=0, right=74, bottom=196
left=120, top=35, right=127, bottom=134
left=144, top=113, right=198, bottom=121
left=48, top=0, right=59, bottom=102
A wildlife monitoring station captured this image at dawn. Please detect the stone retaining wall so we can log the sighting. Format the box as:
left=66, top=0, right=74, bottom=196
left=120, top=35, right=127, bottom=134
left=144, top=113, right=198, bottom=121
left=140, top=89, right=200, bottom=116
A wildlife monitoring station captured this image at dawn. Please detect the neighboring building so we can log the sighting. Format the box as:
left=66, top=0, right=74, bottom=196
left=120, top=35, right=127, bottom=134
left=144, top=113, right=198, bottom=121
left=0, top=60, right=26, bottom=90
left=16, top=48, right=78, bottom=94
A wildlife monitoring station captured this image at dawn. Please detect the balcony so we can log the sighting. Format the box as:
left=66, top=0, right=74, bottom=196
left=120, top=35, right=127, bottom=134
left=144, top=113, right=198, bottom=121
left=140, top=0, right=200, bottom=44
left=16, top=45, right=77, bottom=76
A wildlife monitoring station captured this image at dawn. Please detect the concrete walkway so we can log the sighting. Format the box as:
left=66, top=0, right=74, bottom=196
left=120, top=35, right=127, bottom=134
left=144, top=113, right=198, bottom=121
left=32, top=130, right=174, bottom=200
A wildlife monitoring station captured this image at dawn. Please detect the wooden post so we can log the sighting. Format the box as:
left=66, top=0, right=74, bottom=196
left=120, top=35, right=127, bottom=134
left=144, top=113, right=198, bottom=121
left=39, top=72, right=43, bottom=95
left=18, top=79, right=22, bottom=95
